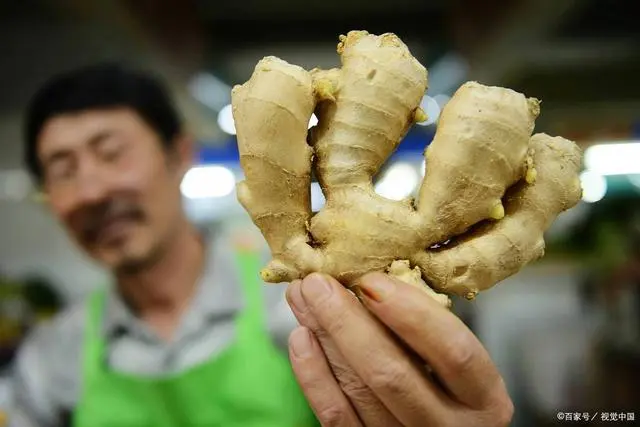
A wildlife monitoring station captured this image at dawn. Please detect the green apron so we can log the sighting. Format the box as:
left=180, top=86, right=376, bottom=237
left=72, top=249, right=318, bottom=427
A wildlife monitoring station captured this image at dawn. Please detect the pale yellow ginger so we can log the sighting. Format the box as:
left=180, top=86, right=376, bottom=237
left=387, top=260, right=452, bottom=308
left=231, top=30, right=582, bottom=307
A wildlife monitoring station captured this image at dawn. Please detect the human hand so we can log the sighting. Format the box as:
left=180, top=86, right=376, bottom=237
left=285, top=273, right=513, bottom=427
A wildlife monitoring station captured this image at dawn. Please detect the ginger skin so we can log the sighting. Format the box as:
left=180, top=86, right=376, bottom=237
left=231, top=30, right=582, bottom=306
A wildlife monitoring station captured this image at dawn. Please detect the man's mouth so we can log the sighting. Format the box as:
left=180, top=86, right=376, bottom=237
left=82, top=211, right=141, bottom=246
left=74, top=199, right=145, bottom=247
left=95, top=215, right=137, bottom=244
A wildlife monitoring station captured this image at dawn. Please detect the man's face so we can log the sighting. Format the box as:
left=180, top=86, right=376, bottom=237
left=37, top=108, right=191, bottom=272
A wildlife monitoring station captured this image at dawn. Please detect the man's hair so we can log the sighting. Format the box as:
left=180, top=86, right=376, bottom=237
left=24, top=63, right=183, bottom=182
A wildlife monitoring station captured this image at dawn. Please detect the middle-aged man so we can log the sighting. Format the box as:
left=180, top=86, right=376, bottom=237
left=9, top=63, right=513, bottom=427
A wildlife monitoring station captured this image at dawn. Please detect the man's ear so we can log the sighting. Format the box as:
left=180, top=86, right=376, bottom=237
left=173, top=134, right=195, bottom=180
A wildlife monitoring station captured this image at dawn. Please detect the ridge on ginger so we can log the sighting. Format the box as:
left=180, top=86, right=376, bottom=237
left=231, top=30, right=583, bottom=307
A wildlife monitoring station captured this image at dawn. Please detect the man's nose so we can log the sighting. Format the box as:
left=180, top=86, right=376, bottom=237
left=72, top=164, right=111, bottom=205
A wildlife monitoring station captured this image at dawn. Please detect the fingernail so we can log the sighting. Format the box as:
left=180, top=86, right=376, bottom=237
left=360, top=273, right=396, bottom=302
left=286, top=280, right=307, bottom=313
left=290, top=327, right=313, bottom=358
left=301, top=273, right=333, bottom=303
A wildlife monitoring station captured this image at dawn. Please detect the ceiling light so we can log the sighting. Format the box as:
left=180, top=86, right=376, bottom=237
left=375, top=162, right=419, bottom=200
left=416, top=96, right=440, bottom=127
left=583, top=141, right=640, bottom=176
left=580, top=170, right=607, bottom=203
left=181, top=165, right=236, bottom=199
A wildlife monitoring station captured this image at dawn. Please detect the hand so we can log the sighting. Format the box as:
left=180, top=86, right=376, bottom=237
left=285, top=273, right=513, bottom=427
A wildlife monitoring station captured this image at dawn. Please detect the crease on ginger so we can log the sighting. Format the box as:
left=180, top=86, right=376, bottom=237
left=231, top=30, right=583, bottom=308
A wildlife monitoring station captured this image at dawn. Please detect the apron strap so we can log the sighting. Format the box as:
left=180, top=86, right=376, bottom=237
left=79, top=289, right=108, bottom=392
left=233, top=248, right=267, bottom=329
left=81, top=249, right=267, bottom=376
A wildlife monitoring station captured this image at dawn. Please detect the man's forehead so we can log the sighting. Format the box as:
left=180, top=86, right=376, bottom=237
left=37, top=108, right=136, bottom=156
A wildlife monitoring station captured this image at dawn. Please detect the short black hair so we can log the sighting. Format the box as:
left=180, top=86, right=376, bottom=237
left=24, top=62, right=183, bottom=182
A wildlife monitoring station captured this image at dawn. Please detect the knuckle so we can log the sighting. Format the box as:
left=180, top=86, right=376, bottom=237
left=316, top=403, right=349, bottom=427
left=341, top=376, right=370, bottom=398
left=331, top=359, right=358, bottom=382
left=367, top=361, right=411, bottom=395
left=338, top=370, right=371, bottom=401
left=313, top=326, right=333, bottom=342
left=330, top=360, right=383, bottom=418
left=488, top=392, right=514, bottom=427
left=329, top=357, right=371, bottom=398
left=444, top=333, right=477, bottom=374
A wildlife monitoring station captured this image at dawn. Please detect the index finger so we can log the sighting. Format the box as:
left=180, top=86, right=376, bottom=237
left=299, top=273, right=452, bottom=426
left=357, top=273, right=507, bottom=409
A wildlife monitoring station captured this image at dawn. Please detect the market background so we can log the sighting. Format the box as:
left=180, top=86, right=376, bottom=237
left=1, top=0, right=639, bottom=425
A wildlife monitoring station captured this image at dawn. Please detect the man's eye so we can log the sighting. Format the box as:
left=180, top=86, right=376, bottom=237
left=47, top=160, right=74, bottom=181
left=98, top=138, right=125, bottom=161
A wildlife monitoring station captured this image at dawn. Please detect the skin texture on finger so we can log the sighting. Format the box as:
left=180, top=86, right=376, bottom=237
left=357, top=272, right=511, bottom=412
left=287, top=280, right=402, bottom=427
left=298, top=273, right=454, bottom=426
left=288, top=326, right=363, bottom=427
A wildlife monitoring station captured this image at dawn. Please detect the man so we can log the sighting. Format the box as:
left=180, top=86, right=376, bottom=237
left=10, top=63, right=513, bottom=426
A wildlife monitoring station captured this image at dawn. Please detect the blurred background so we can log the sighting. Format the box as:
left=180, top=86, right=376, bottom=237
left=0, top=0, right=638, bottom=425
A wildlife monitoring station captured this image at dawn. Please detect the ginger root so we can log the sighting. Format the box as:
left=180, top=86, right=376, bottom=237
left=231, top=30, right=583, bottom=307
